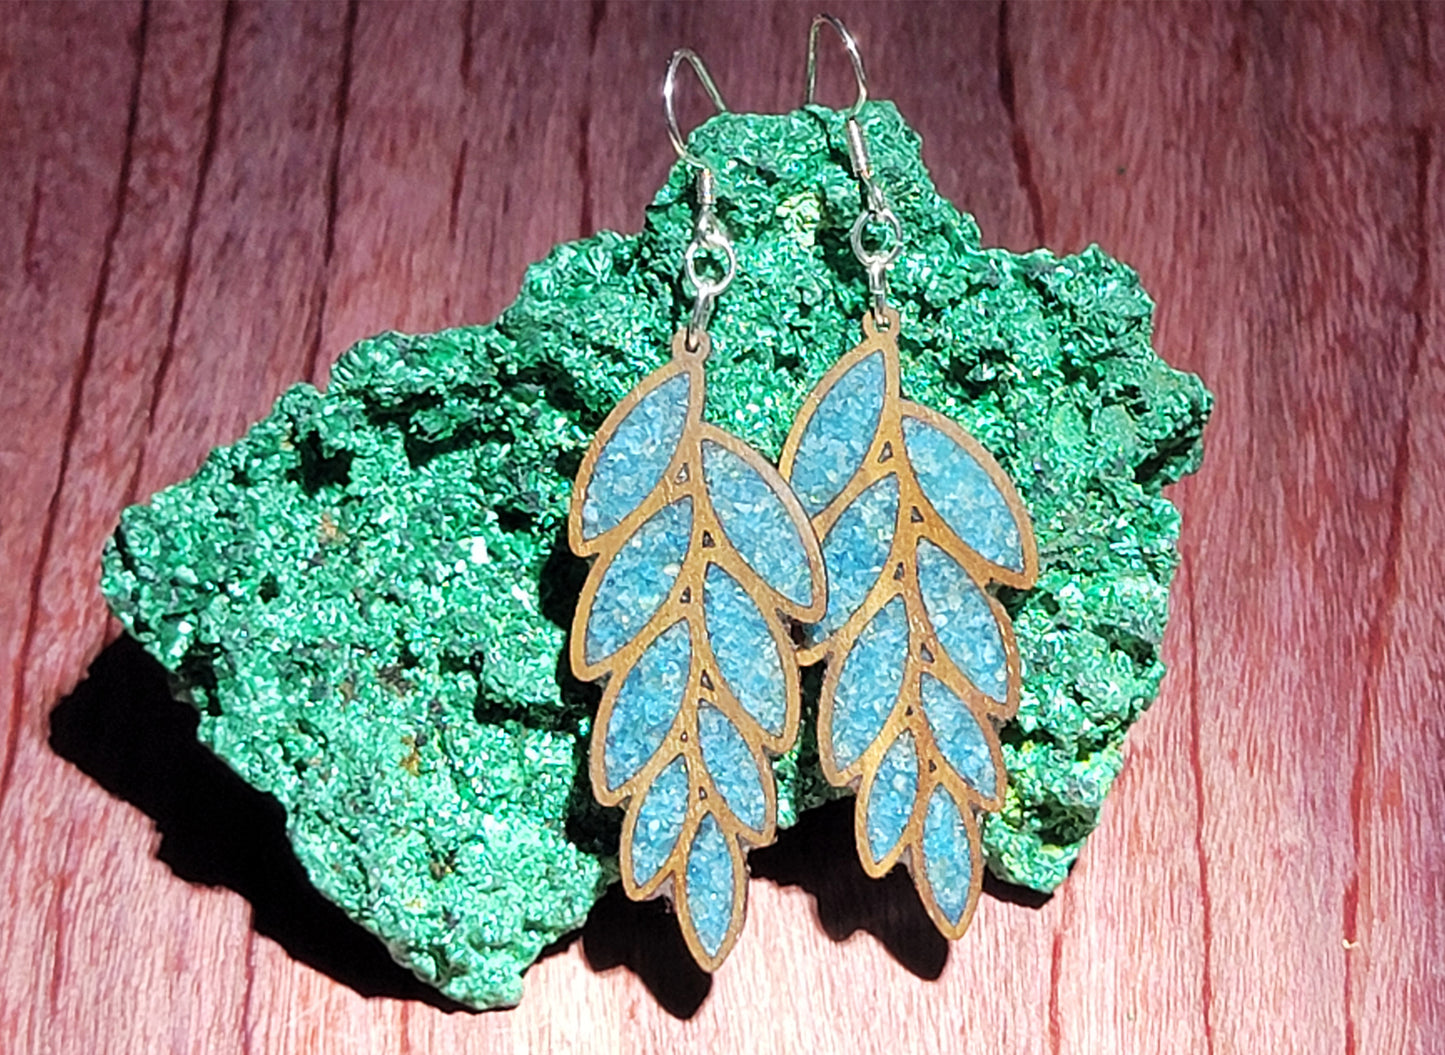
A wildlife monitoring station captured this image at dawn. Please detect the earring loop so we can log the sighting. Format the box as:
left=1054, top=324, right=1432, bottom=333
left=662, top=49, right=736, bottom=348
left=805, top=14, right=868, bottom=115
left=664, top=48, right=728, bottom=168
left=805, top=14, right=897, bottom=324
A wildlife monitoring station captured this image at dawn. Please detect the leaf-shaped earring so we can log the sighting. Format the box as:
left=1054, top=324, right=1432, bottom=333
left=780, top=16, right=1039, bottom=940
left=568, top=51, right=827, bottom=971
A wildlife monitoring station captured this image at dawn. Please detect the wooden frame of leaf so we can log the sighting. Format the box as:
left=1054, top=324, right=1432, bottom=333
left=568, top=331, right=827, bottom=971
left=779, top=308, right=1040, bottom=940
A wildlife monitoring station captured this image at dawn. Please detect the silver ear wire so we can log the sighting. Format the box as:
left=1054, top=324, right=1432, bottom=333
left=665, top=49, right=729, bottom=168
left=805, top=13, right=868, bottom=115
left=663, top=49, right=736, bottom=350
left=806, top=15, right=900, bottom=327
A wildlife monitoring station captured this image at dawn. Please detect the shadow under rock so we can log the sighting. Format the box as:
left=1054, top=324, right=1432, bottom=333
left=579, top=884, right=712, bottom=1020
left=48, top=636, right=471, bottom=1012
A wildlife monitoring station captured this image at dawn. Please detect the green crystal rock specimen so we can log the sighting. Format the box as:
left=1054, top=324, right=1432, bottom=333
left=99, top=102, right=1211, bottom=1008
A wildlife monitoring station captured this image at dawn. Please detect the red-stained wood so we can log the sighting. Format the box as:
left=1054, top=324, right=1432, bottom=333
left=1, top=2, right=1441, bottom=1053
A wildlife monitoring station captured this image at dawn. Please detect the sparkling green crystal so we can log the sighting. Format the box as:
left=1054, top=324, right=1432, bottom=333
left=99, top=102, right=1211, bottom=1007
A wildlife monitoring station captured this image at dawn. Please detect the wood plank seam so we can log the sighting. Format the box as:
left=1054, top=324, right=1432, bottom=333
left=1344, top=122, right=1433, bottom=1055
left=994, top=0, right=1044, bottom=247
left=1184, top=562, right=1217, bottom=1055
left=123, top=0, right=235, bottom=510
left=0, top=0, right=150, bottom=810
left=302, top=0, right=359, bottom=387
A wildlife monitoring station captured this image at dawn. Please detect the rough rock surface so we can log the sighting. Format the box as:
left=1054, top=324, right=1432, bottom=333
left=100, top=103, right=1212, bottom=1008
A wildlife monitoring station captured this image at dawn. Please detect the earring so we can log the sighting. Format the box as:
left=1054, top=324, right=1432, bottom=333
left=568, top=51, right=827, bottom=971
left=780, top=16, right=1040, bottom=940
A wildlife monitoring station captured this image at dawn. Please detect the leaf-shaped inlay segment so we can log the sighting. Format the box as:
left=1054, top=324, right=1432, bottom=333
left=919, top=673, right=997, bottom=800
left=901, top=413, right=1024, bottom=574
left=788, top=350, right=886, bottom=515
left=685, top=814, right=737, bottom=959
left=702, top=438, right=815, bottom=608
left=702, top=563, right=788, bottom=738
left=920, top=784, right=975, bottom=929
left=602, top=620, right=691, bottom=791
left=584, top=498, right=692, bottom=665
left=814, top=474, right=899, bottom=642
left=865, top=730, right=919, bottom=865
left=629, top=755, right=689, bottom=888
left=829, top=596, right=908, bottom=772
left=915, top=539, right=1008, bottom=703
left=580, top=372, right=692, bottom=541
left=697, top=704, right=767, bottom=830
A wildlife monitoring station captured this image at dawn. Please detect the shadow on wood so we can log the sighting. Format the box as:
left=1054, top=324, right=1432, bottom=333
left=750, top=798, right=950, bottom=979
left=753, top=800, right=1056, bottom=951
left=47, top=636, right=472, bottom=1012
left=579, top=884, right=713, bottom=1019
left=983, top=869, right=1055, bottom=910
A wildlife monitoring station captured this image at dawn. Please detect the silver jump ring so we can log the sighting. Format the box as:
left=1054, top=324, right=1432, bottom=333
left=685, top=231, right=737, bottom=299
left=850, top=208, right=903, bottom=271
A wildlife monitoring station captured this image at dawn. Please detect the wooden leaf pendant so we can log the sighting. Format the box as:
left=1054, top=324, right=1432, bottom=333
left=779, top=308, right=1039, bottom=939
left=568, top=330, right=827, bottom=970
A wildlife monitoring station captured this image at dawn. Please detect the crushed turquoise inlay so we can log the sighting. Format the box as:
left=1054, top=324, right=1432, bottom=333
left=919, top=673, right=996, bottom=798
left=901, top=415, right=1023, bottom=572
left=915, top=538, right=1007, bottom=702
left=811, top=473, right=899, bottom=643
left=921, top=784, right=972, bottom=926
left=830, top=596, right=908, bottom=770
left=866, top=730, right=919, bottom=863
left=701, top=439, right=813, bottom=608
left=581, top=373, right=691, bottom=539
left=630, top=755, right=690, bottom=887
left=790, top=351, right=885, bottom=515
left=602, top=620, right=690, bottom=791
left=585, top=498, right=692, bottom=664
left=686, top=813, right=735, bottom=958
left=697, top=704, right=766, bottom=830
left=703, top=563, right=786, bottom=737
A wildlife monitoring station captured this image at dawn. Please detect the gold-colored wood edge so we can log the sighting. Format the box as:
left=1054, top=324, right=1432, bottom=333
left=780, top=308, right=1040, bottom=941
left=567, top=330, right=829, bottom=970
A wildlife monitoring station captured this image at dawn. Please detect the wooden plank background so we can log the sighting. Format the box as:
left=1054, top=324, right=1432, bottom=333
left=1, top=1, right=1441, bottom=1051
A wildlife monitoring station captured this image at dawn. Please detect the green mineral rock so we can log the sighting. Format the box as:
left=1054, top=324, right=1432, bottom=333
left=99, top=103, right=1211, bottom=1008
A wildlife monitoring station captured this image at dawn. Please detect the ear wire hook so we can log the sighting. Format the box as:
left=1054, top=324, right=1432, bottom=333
left=805, top=13, right=868, bottom=116
left=665, top=48, right=729, bottom=168
left=663, top=48, right=736, bottom=350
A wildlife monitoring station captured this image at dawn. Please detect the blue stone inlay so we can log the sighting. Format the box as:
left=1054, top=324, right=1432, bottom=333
left=919, top=673, right=996, bottom=799
left=790, top=352, right=886, bottom=515
left=697, top=704, right=767, bottom=830
left=703, top=564, right=787, bottom=737
left=585, top=498, right=692, bottom=664
left=830, top=597, right=908, bottom=770
left=901, top=415, right=1024, bottom=572
left=581, top=372, right=691, bottom=539
left=811, top=474, right=899, bottom=643
left=915, top=539, right=1008, bottom=702
left=701, top=439, right=813, bottom=608
left=603, top=621, right=691, bottom=791
left=921, top=784, right=973, bottom=927
left=630, top=755, right=689, bottom=888
left=686, top=813, right=735, bottom=958
left=866, top=730, right=919, bottom=863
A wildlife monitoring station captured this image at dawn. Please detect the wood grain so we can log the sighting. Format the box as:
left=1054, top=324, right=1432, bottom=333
left=1, top=2, right=1441, bottom=1052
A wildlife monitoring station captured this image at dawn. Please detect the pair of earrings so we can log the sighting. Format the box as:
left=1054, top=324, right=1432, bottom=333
left=568, top=16, right=1038, bottom=971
